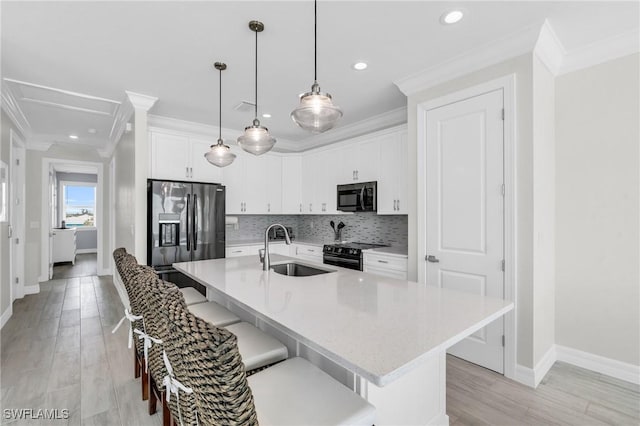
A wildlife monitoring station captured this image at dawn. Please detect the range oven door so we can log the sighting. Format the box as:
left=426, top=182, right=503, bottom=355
left=323, top=253, right=362, bottom=271
left=337, top=181, right=377, bottom=212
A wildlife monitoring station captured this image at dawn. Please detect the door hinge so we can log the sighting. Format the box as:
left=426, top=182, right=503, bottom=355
left=501, top=184, right=505, bottom=196
left=16, top=159, right=20, bottom=166
left=501, top=259, right=505, bottom=271
left=501, top=108, right=505, bottom=120
left=15, top=277, right=19, bottom=284
left=502, top=335, right=505, bottom=347
left=15, top=238, right=19, bottom=245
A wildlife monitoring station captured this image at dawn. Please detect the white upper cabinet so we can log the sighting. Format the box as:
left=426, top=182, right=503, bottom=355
left=149, top=124, right=407, bottom=216
left=149, top=131, right=222, bottom=183
left=376, top=129, right=408, bottom=214
left=150, top=132, right=190, bottom=181
left=282, top=155, right=302, bottom=214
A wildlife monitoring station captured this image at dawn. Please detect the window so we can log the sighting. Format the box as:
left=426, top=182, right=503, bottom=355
left=61, top=182, right=96, bottom=228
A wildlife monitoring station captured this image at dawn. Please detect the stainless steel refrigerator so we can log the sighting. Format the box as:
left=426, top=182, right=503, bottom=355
left=147, top=179, right=225, bottom=276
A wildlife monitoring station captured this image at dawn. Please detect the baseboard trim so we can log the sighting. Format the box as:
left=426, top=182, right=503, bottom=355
left=513, top=364, right=536, bottom=388
left=427, top=413, right=449, bottom=426
left=556, top=344, right=640, bottom=385
left=0, top=305, right=13, bottom=329
left=23, top=285, right=40, bottom=295
left=98, top=268, right=111, bottom=276
left=76, top=249, right=97, bottom=254
left=534, top=345, right=557, bottom=387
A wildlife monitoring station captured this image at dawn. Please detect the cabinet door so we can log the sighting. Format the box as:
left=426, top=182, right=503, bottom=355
left=314, top=150, right=336, bottom=214
left=356, top=138, right=381, bottom=183
left=222, top=147, right=245, bottom=214
left=396, top=131, right=408, bottom=214
left=265, top=155, right=282, bottom=214
left=150, top=132, right=189, bottom=181
left=377, top=136, right=398, bottom=214
left=243, top=155, right=269, bottom=214
left=282, top=156, right=302, bottom=214
left=301, top=153, right=318, bottom=213
left=338, top=144, right=359, bottom=183
left=190, top=138, right=223, bottom=183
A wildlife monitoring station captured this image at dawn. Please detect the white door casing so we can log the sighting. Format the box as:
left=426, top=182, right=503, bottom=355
left=9, top=130, right=26, bottom=299
left=424, top=89, right=505, bottom=373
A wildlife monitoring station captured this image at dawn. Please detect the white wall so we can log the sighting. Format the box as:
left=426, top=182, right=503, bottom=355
left=407, top=54, right=538, bottom=369
left=532, top=55, right=556, bottom=363
left=555, top=53, right=640, bottom=366
left=112, top=124, right=135, bottom=255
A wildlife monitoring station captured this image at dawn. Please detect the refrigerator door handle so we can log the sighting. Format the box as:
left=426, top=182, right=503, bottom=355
left=186, top=194, right=191, bottom=251
left=193, top=194, right=198, bottom=251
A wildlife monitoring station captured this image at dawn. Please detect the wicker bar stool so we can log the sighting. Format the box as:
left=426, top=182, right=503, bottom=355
left=168, top=297, right=376, bottom=426
left=112, top=249, right=148, bottom=395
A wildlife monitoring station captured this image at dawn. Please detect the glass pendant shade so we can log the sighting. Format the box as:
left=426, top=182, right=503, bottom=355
left=205, top=139, right=236, bottom=167
left=205, top=61, right=235, bottom=168
left=291, top=82, right=343, bottom=133
left=238, top=119, right=276, bottom=156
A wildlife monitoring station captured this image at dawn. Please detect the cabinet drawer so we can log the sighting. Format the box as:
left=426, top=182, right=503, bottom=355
left=363, top=252, right=407, bottom=272
left=364, top=265, right=408, bottom=280
left=292, top=244, right=323, bottom=262
left=225, top=245, right=262, bottom=258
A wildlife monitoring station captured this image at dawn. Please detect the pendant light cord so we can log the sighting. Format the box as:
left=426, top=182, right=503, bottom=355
left=314, top=0, right=317, bottom=82
left=219, top=66, right=222, bottom=141
left=255, top=27, right=258, bottom=120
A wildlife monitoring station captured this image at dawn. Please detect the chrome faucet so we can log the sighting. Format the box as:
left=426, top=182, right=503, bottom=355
left=260, top=224, right=292, bottom=271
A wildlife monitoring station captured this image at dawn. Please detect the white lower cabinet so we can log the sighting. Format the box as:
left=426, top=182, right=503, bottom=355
left=363, top=252, right=408, bottom=280
left=52, top=228, right=77, bottom=264
left=291, top=243, right=323, bottom=263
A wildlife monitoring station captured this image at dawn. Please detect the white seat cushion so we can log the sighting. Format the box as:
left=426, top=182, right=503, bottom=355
left=248, top=357, right=375, bottom=425
left=179, top=287, right=207, bottom=306
left=226, top=322, right=288, bottom=371
left=188, top=301, right=240, bottom=327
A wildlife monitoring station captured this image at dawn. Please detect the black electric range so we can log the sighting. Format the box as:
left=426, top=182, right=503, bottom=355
left=322, top=242, right=388, bottom=271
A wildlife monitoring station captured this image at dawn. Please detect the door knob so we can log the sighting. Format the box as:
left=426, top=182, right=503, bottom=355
left=426, top=255, right=440, bottom=263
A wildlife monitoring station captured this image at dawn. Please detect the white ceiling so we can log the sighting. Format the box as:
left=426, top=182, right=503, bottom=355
left=2, top=1, right=638, bottom=153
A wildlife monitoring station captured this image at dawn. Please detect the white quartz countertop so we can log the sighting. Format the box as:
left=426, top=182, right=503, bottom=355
left=174, top=255, right=513, bottom=387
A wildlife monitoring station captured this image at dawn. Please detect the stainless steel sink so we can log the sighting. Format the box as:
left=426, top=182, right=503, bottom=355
left=270, top=262, right=333, bottom=277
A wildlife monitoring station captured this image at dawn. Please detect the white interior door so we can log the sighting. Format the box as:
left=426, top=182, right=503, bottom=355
left=424, top=89, right=505, bottom=373
left=48, top=166, right=55, bottom=280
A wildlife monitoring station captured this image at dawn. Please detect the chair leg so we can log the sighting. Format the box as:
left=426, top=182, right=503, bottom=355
left=162, top=393, right=171, bottom=426
left=148, top=375, right=157, bottom=415
left=142, top=361, right=149, bottom=401
left=134, top=350, right=141, bottom=379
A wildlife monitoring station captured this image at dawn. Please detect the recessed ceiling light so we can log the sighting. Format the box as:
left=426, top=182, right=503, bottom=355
left=441, top=10, right=464, bottom=25
left=262, top=113, right=272, bottom=118
left=69, top=134, right=79, bottom=140
left=353, top=62, right=368, bottom=71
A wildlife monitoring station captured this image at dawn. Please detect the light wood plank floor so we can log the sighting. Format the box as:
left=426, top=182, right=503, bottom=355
left=52, top=254, right=97, bottom=280
left=1, top=274, right=638, bottom=425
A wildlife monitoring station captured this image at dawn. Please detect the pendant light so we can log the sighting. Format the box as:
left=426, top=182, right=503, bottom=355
left=237, top=20, right=276, bottom=156
left=205, top=62, right=236, bottom=167
left=290, top=0, right=342, bottom=133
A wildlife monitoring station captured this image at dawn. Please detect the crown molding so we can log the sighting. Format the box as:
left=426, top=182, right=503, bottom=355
left=292, top=106, right=408, bottom=152
left=147, top=114, right=299, bottom=151
left=559, top=28, right=640, bottom=75
left=534, top=20, right=566, bottom=75
left=394, top=22, right=542, bottom=96
left=125, top=91, right=158, bottom=111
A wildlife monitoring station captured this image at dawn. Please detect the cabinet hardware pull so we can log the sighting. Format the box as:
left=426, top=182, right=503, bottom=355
left=393, top=200, right=397, bottom=211
left=186, top=167, right=189, bottom=178
left=426, top=255, right=440, bottom=263
left=377, top=260, right=389, bottom=263
left=309, top=203, right=312, bottom=212
left=232, top=250, right=242, bottom=253
left=268, top=203, right=270, bottom=212
left=299, top=204, right=302, bottom=213
left=396, top=199, right=400, bottom=211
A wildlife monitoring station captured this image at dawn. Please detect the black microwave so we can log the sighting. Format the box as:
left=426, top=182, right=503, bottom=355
left=337, top=181, right=377, bottom=212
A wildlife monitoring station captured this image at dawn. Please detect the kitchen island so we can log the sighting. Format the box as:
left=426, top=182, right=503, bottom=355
left=174, top=255, right=513, bottom=425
